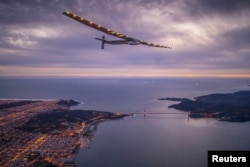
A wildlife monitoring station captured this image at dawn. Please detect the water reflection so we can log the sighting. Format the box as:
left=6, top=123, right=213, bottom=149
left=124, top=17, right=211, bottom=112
left=76, top=114, right=250, bottom=167
left=185, top=118, right=216, bottom=127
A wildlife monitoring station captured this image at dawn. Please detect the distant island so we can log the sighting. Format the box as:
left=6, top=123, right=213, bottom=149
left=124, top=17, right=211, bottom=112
left=158, top=91, right=250, bottom=122
left=0, top=99, right=128, bottom=167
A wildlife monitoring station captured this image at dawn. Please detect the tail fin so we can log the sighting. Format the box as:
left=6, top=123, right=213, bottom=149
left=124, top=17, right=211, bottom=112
left=95, top=36, right=106, bottom=49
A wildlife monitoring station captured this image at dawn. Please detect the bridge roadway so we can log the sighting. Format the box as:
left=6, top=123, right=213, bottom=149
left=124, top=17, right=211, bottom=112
left=128, top=111, right=191, bottom=117
left=131, top=112, right=188, bottom=115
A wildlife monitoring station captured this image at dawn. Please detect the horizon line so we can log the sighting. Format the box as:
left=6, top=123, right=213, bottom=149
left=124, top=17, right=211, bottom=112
left=1, top=74, right=250, bottom=79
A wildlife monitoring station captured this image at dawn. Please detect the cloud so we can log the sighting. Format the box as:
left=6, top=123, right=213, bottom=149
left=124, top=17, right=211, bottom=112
left=0, top=0, right=249, bottom=77
left=195, top=0, right=250, bottom=14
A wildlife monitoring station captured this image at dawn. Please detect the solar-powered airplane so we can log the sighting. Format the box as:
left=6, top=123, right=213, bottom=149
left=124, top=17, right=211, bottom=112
left=62, top=10, right=172, bottom=49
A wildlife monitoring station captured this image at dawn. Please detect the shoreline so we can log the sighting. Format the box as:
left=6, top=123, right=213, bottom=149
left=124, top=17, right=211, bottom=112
left=63, top=116, right=127, bottom=167
left=158, top=91, right=250, bottom=122
left=0, top=99, right=128, bottom=167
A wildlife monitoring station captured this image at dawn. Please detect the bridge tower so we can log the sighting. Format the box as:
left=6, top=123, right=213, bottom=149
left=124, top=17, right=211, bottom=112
left=188, top=111, right=191, bottom=122
left=144, top=108, right=146, bottom=117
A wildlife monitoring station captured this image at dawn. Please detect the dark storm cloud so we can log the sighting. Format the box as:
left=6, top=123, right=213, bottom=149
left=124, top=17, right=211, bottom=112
left=196, top=0, right=250, bottom=14
left=183, top=0, right=250, bottom=18
left=219, top=26, right=250, bottom=49
left=0, top=0, right=101, bottom=25
left=0, top=0, right=57, bottom=24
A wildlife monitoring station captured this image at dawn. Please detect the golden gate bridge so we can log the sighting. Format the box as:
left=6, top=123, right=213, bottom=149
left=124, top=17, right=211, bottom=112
left=128, top=108, right=191, bottom=118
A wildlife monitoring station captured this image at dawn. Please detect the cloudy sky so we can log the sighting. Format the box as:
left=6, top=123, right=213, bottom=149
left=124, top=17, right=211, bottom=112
left=1, top=0, right=250, bottom=77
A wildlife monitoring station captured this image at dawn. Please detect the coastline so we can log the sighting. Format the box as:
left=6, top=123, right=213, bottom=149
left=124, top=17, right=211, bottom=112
left=62, top=115, right=128, bottom=167
left=0, top=99, right=128, bottom=167
left=158, top=91, right=250, bottom=122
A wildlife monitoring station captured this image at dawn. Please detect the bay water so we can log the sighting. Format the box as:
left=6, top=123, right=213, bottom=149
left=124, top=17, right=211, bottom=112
left=1, top=77, right=250, bottom=167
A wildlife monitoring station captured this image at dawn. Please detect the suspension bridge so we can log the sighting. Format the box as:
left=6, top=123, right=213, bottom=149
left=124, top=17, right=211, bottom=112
left=128, top=109, right=191, bottom=117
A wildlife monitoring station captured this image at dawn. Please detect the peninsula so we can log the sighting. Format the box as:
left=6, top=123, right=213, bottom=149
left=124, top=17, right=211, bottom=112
left=0, top=99, right=128, bottom=167
left=158, top=91, right=250, bottom=122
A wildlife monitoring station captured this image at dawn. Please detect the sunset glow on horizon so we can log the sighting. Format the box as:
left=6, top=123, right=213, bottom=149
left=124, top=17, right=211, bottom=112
left=1, top=0, right=250, bottom=78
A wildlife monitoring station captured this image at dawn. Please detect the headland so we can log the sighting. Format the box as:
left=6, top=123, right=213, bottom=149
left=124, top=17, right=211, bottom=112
left=158, top=91, right=250, bottom=122
left=0, top=99, right=128, bottom=167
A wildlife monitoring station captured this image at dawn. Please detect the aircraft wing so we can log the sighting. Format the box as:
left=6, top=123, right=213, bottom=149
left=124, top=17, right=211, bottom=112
left=62, top=10, right=172, bottom=49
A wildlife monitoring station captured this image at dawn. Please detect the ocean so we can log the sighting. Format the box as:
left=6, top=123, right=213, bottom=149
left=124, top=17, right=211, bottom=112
left=1, top=77, right=250, bottom=167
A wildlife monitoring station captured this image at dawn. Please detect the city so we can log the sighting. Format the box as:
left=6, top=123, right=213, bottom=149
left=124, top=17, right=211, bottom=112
left=0, top=99, right=127, bottom=167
